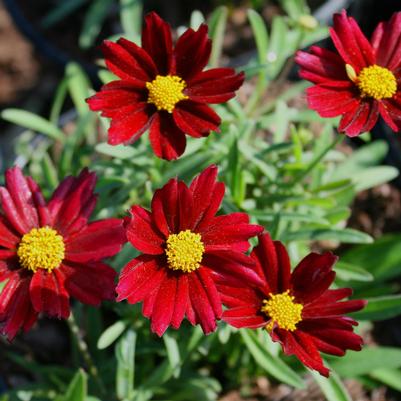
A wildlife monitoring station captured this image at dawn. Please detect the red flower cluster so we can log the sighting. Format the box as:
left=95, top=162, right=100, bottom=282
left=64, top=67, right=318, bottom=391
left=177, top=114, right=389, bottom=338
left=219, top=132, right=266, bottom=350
left=116, top=165, right=263, bottom=335
left=296, top=11, right=401, bottom=136
left=87, top=12, right=244, bottom=160
left=0, top=167, right=126, bottom=340
left=219, top=233, right=366, bottom=376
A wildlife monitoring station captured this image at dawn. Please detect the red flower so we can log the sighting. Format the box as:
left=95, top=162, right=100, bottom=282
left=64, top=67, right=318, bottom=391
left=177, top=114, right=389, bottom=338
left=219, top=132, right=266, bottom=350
left=295, top=10, right=401, bottom=137
left=220, top=233, right=366, bottom=377
left=87, top=12, right=244, bottom=160
left=116, top=165, right=263, bottom=336
left=0, top=167, right=126, bottom=340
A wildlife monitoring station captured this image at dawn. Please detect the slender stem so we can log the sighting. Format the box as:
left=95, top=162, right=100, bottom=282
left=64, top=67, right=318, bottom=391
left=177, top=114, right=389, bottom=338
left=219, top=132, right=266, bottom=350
left=67, top=312, right=106, bottom=395
left=292, top=135, right=344, bottom=186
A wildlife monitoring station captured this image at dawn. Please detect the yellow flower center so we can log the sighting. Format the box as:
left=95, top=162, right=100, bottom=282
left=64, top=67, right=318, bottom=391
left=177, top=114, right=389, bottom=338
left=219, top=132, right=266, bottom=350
left=146, top=75, right=188, bottom=113
left=350, top=64, right=397, bottom=100
left=261, top=290, right=303, bottom=332
left=17, top=226, right=65, bottom=273
left=165, top=230, right=204, bottom=273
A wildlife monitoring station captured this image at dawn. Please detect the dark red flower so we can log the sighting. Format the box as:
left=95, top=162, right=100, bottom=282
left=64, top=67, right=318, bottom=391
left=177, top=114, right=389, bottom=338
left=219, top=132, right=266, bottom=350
left=87, top=12, right=244, bottom=160
left=220, top=233, right=366, bottom=377
left=295, top=10, right=401, bottom=137
left=0, top=167, right=126, bottom=340
left=116, top=165, right=263, bottom=336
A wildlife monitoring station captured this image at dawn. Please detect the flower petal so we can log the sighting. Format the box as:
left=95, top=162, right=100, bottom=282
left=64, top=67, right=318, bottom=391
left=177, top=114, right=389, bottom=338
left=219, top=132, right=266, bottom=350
left=339, top=100, right=379, bottom=137
left=66, top=218, right=126, bottom=263
left=29, top=269, right=70, bottom=318
left=175, top=24, right=211, bottom=80
left=173, top=100, right=221, bottom=138
left=171, top=274, right=189, bottom=329
left=0, top=216, right=20, bottom=249
left=142, top=12, right=173, bottom=75
left=149, top=113, right=187, bottom=161
left=291, top=252, right=338, bottom=304
left=222, top=305, right=266, bottom=329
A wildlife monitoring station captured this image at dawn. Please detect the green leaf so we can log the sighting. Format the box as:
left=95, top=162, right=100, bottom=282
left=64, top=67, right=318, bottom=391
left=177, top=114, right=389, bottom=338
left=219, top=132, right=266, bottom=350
left=79, top=0, right=113, bottom=49
left=41, top=0, right=87, bottom=28
left=312, top=368, right=352, bottom=401
left=370, top=368, right=401, bottom=392
left=352, top=166, right=399, bottom=191
left=116, top=329, right=136, bottom=400
left=331, top=346, right=401, bottom=377
left=62, top=369, right=87, bottom=401
left=163, top=333, right=181, bottom=378
left=1, top=109, right=65, bottom=142
left=250, top=210, right=328, bottom=225
left=247, top=10, right=268, bottom=64
left=240, top=330, right=305, bottom=388
left=350, top=294, right=401, bottom=321
left=97, top=320, right=127, bottom=349
left=208, top=6, right=228, bottom=67
left=95, top=142, right=137, bottom=159
left=120, top=0, right=142, bottom=41
left=280, top=228, right=373, bottom=244
left=66, top=63, right=91, bottom=115
left=334, top=261, right=374, bottom=282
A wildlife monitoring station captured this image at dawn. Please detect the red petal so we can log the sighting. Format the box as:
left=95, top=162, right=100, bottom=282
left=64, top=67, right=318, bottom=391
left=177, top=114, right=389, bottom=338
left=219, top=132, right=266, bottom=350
left=189, top=165, right=225, bottom=229
left=66, top=218, right=126, bottom=263
left=306, top=83, right=360, bottom=118
left=339, top=100, right=379, bottom=137
left=188, top=272, right=218, bottom=334
left=149, top=113, right=187, bottom=160
left=101, top=40, right=151, bottom=81
left=171, top=274, right=189, bottom=329
left=150, top=273, right=177, bottom=336
left=372, top=12, right=401, bottom=70
left=330, top=10, right=372, bottom=71
left=295, top=47, right=348, bottom=84
left=116, top=255, right=166, bottom=304
left=291, top=252, right=337, bottom=304
left=0, top=273, right=37, bottom=340
left=126, top=206, right=165, bottom=254
left=186, top=68, right=244, bottom=103
left=175, top=24, right=211, bottom=80
left=197, top=268, right=222, bottom=319
left=173, top=101, right=221, bottom=138
left=26, top=177, right=52, bottom=227
left=222, top=305, right=266, bottom=329
left=379, top=101, right=400, bottom=131
left=203, top=213, right=262, bottom=253
left=62, top=261, right=116, bottom=305
left=0, top=216, right=20, bottom=249
left=303, top=299, right=367, bottom=318
left=0, top=187, right=29, bottom=235
left=142, top=12, right=173, bottom=75
left=29, top=269, right=70, bottom=318
left=108, top=103, right=153, bottom=145
left=217, top=283, right=262, bottom=308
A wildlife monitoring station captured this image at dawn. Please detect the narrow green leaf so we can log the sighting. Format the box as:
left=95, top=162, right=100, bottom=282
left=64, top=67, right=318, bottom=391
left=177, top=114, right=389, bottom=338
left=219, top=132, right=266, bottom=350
left=79, top=0, right=113, bottom=49
left=66, top=63, right=91, bottom=115
left=352, top=166, right=399, bottom=191
left=334, top=261, right=374, bottom=282
left=247, top=10, right=268, bottom=63
left=96, top=142, right=137, bottom=159
left=97, top=320, right=127, bottom=349
left=62, top=369, right=87, bottom=401
left=116, top=329, right=136, bottom=400
left=163, top=333, right=181, bottom=378
left=241, top=330, right=305, bottom=388
left=1, top=109, right=65, bottom=142
left=370, top=368, right=401, bottom=392
left=312, top=368, right=352, bottom=401
left=331, top=346, right=401, bottom=377
left=120, top=0, right=142, bottom=41
left=350, top=294, right=401, bottom=321
left=208, top=6, right=228, bottom=67
left=280, top=228, right=373, bottom=244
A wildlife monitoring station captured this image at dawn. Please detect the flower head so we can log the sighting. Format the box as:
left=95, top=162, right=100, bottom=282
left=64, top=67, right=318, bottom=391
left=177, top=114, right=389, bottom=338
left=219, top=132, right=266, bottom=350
left=220, top=233, right=366, bottom=377
left=116, top=165, right=264, bottom=336
left=87, top=12, right=245, bottom=160
left=295, top=10, right=401, bottom=137
left=0, top=167, right=126, bottom=340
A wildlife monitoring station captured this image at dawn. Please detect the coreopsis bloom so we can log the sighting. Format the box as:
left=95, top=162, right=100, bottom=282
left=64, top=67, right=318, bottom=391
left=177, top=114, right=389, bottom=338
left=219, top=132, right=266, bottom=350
left=0, top=167, right=126, bottom=340
left=295, top=10, right=401, bottom=136
left=87, top=12, right=244, bottom=160
left=220, top=233, right=366, bottom=377
left=116, top=165, right=264, bottom=336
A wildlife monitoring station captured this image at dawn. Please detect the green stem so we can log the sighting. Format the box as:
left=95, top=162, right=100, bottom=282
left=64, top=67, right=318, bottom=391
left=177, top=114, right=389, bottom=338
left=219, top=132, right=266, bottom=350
left=292, top=135, right=344, bottom=186
left=68, top=312, right=106, bottom=396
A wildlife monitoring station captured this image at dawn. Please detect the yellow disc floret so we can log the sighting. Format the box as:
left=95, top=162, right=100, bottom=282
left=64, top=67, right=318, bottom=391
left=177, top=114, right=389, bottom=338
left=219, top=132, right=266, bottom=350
left=17, top=226, right=65, bottom=273
left=261, top=290, right=303, bottom=332
left=356, top=65, right=397, bottom=100
left=166, top=230, right=205, bottom=273
left=146, top=75, right=188, bottom=113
